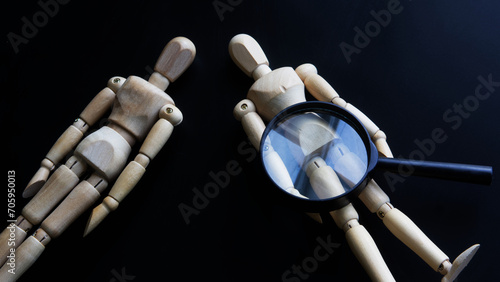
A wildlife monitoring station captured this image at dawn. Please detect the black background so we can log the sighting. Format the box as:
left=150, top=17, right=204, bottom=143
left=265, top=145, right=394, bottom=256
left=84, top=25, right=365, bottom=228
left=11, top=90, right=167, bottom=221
left=2, top=0, right=500, bottom=281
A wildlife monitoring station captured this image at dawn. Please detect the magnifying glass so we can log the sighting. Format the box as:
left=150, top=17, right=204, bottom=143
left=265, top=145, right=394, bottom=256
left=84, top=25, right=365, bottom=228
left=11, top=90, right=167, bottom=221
left=260, top=101, right=493, bottom=212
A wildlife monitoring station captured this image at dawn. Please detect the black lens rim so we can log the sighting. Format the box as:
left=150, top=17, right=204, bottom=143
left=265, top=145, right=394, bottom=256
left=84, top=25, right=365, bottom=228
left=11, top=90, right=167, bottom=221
left=259, top=101, right=379, bottom=212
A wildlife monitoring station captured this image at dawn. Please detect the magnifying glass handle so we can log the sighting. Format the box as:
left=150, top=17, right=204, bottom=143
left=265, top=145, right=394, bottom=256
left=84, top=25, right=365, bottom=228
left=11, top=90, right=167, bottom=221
left=376, top=158, right=493, bottom=186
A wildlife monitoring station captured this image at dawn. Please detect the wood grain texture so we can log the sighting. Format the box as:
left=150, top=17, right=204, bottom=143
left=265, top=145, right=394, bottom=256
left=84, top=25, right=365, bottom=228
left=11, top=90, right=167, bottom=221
left=22, top=164, right=81, bottom=225
left=0, top=236, right=44, bottom=282
left=357, top=180, right=391, bottom=213
left=383, top=208, right=449, bottom=271
left=108, top=161, right=146, bottom=203
left=248, top=67, right=305, bottom=121
left=346, top=224, right=396, bottom=282
left=41, top=179, right=101, bottom=239
left=229, top=34, right=269, bottom=78
left=139, top=119, right=174, bottom=160
left=23, top=158, right=54, bottom=198
left=45, top=124, right=84, bottom=164
left=234, top=99, right=266, bottom=150
left=74, top=126, right=131, bottom=180
left=0, top=222, right=27, bottom=266
left=154, top=36, right=196, bottom=82
left=107, top=76, right=174, bottom=141
left=79, top=87, right=116, bottom=126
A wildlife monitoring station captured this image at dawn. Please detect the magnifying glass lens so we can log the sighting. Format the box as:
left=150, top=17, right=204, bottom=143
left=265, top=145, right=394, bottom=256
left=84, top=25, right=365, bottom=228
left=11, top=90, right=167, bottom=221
left=262, top=105, right=369, bottom=201
left=261, top=102, right=492, bottom=211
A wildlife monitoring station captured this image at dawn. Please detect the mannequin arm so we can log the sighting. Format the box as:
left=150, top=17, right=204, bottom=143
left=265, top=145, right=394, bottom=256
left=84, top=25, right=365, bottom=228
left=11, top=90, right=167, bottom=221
left=24, top=78, right=121, bottom=197
left=295, top=64, right=392, bottom=158
left=233, top=99, right=322, bottom=223
left=233, top=99, right=265, bottom=150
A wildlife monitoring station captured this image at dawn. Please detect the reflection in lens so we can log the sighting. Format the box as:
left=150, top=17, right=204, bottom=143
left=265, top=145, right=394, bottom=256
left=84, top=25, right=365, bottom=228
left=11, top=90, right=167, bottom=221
left=261, top=142, right=307, bottom=199
left=262, top=109, right=368, bottom=201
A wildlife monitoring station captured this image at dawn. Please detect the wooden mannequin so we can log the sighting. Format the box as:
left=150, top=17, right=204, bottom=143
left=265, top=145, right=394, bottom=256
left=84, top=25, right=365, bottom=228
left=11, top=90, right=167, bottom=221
left=0, top=36, right=196, bottom=281
left=229, top=33, right=478, bottom=282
